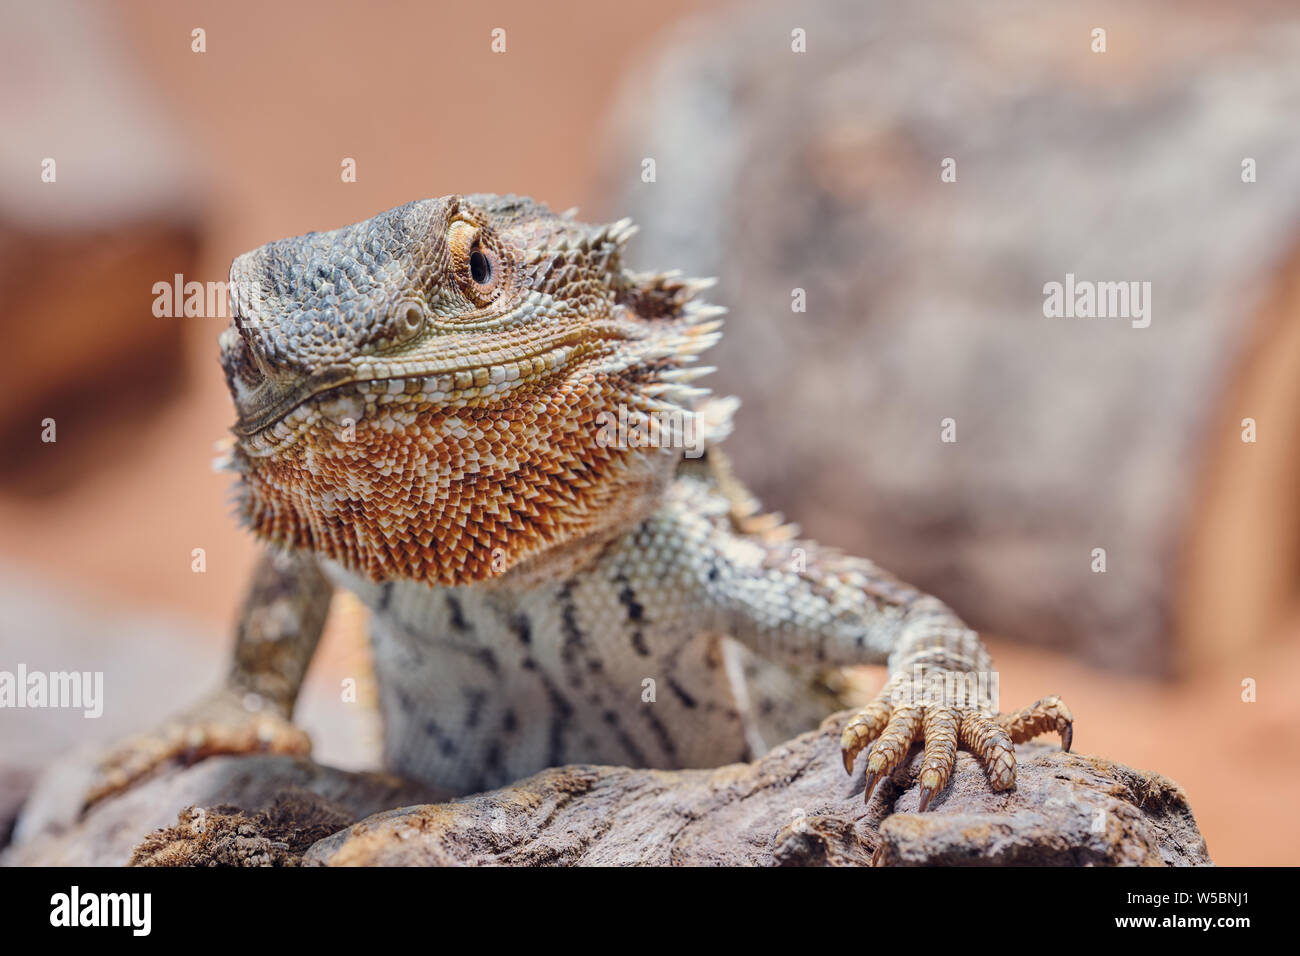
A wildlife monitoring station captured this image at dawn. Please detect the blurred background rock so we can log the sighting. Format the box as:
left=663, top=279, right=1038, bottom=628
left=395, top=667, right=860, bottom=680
left=1, top=0, right=1297, bottom=864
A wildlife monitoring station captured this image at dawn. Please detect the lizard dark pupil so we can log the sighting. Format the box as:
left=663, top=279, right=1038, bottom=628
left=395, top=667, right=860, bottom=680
left=469, top=250, right=492, bottom=284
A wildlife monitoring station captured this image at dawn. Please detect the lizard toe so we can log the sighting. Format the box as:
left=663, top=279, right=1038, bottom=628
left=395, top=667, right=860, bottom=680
left=840, top=698, right=893, bottom=773
left=996, top=694, right=1074, bottom=752
left=862, top=705, right=922, bottom=803
left=916, top=705, right=960, bottom=811
left=959, top=710, right=1016, bottom=792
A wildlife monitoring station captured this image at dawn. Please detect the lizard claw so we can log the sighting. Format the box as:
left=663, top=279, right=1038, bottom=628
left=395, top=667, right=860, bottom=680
left=840, top=688, right=1074, bottom=810
left=862, top=770, right=881, bottom=803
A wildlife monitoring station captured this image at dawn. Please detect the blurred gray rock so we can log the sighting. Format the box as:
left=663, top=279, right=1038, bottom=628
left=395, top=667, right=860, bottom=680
left=601, top=0, right=1300, bottom=673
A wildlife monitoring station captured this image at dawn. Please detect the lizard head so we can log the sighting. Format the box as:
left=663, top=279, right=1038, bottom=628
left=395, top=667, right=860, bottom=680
left=218, top=194, right=729, bottom=586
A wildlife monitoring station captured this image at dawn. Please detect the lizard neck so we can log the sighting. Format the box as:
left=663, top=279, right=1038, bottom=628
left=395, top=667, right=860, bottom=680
left=233, top=364, right=683, bottom=588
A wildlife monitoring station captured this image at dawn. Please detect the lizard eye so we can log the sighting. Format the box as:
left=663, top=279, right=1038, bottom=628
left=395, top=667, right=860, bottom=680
left=447, top=218, right=506, bottom=308
left=469, top=250, right=492, bottom=285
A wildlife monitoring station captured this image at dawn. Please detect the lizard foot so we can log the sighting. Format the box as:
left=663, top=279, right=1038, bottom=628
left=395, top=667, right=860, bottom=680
left=14, top=689, right=311, bottom=842
left=85, top=692, right=312, bottom=808
left=840, top=693, right=1072, bottom=809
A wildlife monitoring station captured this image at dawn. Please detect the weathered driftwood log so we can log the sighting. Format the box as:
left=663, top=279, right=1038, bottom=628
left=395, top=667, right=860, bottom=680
left=3, top=713, right=1210, bottom=867
left=1, top=755, right=445, bottom=868
left=601, top=0, right=1300, bottom=674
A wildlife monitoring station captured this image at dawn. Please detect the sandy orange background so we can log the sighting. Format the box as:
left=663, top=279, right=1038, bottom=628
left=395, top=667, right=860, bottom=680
left=1, top=0, right=1296, bottom=865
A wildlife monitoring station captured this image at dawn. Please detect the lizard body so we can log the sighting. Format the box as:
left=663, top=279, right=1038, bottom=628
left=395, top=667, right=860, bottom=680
left=323, top=458, right=878, bottom=791
left=211, top=194, right=1071, bottom=803
left=22, top=194, right=1071, bottom=832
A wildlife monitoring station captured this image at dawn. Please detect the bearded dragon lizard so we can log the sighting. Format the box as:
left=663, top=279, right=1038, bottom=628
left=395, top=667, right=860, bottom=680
left=20, top=195, right=1072, bottom=837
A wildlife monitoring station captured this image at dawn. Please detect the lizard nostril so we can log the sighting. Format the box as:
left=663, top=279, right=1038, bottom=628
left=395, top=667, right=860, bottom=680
left=399, top=302, right=426, bottom=339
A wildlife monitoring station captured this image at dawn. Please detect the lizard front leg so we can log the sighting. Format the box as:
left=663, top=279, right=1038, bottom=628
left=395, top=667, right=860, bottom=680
left=14, top=548, right=331, bottom=840
left=679, top=455, right=1072, bottom=811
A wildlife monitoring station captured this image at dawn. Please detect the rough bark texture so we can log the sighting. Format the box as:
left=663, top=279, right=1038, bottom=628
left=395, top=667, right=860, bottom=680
left=3, top=712, right=1211, bottom=867
left=2, top=756, right=444, bottom=868
left=601, top=0, right=1300, bottom=674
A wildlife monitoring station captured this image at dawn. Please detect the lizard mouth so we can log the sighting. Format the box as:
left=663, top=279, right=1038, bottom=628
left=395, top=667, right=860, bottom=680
left=229, top=330, right=618, bottom=439
left=231, top=368, right=358, bottom=438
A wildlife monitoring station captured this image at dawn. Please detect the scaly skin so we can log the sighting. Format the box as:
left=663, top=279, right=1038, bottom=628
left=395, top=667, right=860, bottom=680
left=23, top=194, right=1073, bottom=833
